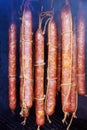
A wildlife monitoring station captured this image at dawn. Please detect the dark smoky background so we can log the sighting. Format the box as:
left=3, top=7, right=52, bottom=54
left=0, top=0, right=87, bottom=129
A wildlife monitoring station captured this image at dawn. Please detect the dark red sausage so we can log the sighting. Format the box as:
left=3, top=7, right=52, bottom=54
left=8, top=23, right=16, bottom=111
left=35, top=29, right=45, bottom=126
left=70, top=20, right=77, bottom=112
left=77, top=3, right=86, bottom=95
left=20, top=9, right=33, bottom=118
left=23, top=9, right=33, bottom=108
left=46, top=19, right=57, bottom=116
left=61, top=4, right=72, bottom=113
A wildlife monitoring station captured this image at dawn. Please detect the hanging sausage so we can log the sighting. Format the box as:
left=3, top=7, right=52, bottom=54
left=20, top=9, right=33, bottom=125
left=46, top=18, right=57, bottom=119
left=70, top=19, right=77, bottom=114
left=61, top=0, right=72, bottom=122
left=35, top=28, right=45, bottom=130
left=77, top=1, right=86, bottom=95
left=8, top=23, right=17, bottom=112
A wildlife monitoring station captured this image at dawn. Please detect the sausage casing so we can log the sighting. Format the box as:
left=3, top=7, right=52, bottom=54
left=61, top=5, right=72, bottom=112
left=77, top=4, right=86, bottom=95
left=46, top=19, right=57, bottom=116
left=35, top=29, right=45, bottom=126
left=8, top=23, right=16, bottom=111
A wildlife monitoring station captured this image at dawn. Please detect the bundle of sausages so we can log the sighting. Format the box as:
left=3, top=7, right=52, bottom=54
left=8, top=0, right=86, bottom=129
left=60, top=1, right=86, bottom=129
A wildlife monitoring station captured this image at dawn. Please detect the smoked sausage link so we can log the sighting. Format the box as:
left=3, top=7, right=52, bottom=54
left=61, top=5, right=72, bottom=112
left=20, top=9, right=33, bottom=118
left=77, top=4, right=86, bottom=95
left=8, top=23, right=16, bottom=111
left=70, top=21, right=77, bottom=112
left=46, top=19, right=57, bottom=116
left=23, top=9, right=33, bottom=109
left=35, top=29, right=45, bottom=126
